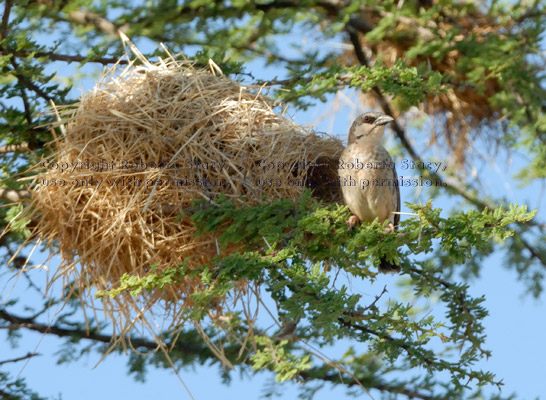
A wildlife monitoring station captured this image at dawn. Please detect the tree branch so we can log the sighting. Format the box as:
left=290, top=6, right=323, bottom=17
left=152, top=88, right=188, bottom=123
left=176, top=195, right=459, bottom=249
left=0, top=143, right=31, bottom=153
left=0, top=0, right=12, bottom=40
left=300, top=370, right=435, bottom=400
left=31, top=0, right=127, bottom=37
left=0, top=187, right=31, bottom=202
left=0, top=306, right=440, bottom=399
left=65, top=9, right=128, bottom=37
left=0, top=308, right=202, bottom=354
left=0, top=50, right=128, bottom=65
left=8, top=58, right=53, bottom=103
left=519, top=235, right=546, bottom=266
left=0, top=352, right=40, bottom=366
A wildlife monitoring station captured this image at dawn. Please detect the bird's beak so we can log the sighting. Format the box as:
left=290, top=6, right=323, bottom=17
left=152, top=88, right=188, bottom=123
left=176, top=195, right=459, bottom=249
left=375, top=115, right=394, bottom=126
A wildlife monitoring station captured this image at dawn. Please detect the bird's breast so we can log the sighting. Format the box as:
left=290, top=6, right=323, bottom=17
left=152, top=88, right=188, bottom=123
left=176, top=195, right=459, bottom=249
left=339, top=143, right=397, bottom=222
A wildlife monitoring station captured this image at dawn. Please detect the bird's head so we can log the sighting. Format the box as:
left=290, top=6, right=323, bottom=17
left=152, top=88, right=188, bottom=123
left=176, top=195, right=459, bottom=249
left=348, top=112, right=394, bottom=145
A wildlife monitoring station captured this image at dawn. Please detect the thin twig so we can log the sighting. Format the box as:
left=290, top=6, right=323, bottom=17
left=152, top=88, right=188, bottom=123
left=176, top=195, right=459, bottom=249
left=0, top=50, right=128, bottom=65
left=0, top=143, right=31, bottom=153
left=0, top=352, right=40, bottom=366
left=0, top=188, right=32, bottom=202
left=9, top=58, right=53, bottom=103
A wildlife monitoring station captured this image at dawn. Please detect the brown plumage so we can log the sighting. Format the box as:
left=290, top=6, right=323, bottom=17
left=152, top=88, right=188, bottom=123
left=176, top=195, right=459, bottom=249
left=339, top=112, right=400, bottom=273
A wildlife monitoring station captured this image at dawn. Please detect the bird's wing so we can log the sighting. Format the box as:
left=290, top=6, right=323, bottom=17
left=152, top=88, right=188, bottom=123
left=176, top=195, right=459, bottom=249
left=393, top=166, right=400, bottom=229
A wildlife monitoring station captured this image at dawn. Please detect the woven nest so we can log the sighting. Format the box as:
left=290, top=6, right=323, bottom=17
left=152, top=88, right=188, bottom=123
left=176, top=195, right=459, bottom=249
left=342, top=2, right=511, bottom=167
left=26, top=55, right=343, bottom=339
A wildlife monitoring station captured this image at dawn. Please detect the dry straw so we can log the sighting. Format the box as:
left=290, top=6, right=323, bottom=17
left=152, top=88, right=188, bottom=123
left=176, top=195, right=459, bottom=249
left=24, top=49, right=343, bottom=352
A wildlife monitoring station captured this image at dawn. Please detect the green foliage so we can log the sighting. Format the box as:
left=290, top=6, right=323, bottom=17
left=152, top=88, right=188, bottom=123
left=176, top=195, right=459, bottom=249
left=0, top=371, right=54, bottom=400
left=268, top=60, right=446, bottom=109
left=251, top=337, right=313, bottom=382
left=96, top=263, right=186, bottom=297
left=93, top=191, right=534, bottom=396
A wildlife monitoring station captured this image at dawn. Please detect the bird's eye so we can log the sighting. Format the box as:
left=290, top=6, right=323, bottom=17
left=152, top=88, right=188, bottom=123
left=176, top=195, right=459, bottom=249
left=364, top=115, right=370, bottom=123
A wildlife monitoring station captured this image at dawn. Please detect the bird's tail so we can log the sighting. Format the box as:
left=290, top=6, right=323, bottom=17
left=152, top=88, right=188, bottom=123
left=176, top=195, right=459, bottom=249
left=379, top=257, right=400, bottom=273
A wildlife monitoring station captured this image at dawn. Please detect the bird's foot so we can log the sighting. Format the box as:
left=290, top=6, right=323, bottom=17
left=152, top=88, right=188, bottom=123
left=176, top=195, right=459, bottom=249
left=384, top=222, right=395, bottom=234
left=346, top=215, right=360, bottom=229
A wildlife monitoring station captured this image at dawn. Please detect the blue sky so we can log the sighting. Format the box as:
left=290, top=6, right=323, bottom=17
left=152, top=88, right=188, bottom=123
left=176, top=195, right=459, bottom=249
left=2, top=15, right=546, bottom=400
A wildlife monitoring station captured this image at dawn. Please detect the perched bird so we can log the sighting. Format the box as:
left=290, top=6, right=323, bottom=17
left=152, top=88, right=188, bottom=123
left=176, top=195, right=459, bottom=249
left=339, top=112, right=400, bottom=273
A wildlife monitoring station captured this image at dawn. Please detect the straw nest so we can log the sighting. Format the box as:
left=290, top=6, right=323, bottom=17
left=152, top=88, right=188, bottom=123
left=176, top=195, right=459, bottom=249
left=344, top=3, right=510, bottom=167
left=27, top=56, right=343, bottom=336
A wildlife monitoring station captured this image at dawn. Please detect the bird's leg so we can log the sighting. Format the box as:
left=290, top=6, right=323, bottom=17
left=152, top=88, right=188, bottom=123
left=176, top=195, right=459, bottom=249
left=385, top=223, right=395, bottom=234
left=384, top=213, right=397, bottom=234
left=346, top=215, right=360, bottom=229
left=384, top=222, right=395, bottom=234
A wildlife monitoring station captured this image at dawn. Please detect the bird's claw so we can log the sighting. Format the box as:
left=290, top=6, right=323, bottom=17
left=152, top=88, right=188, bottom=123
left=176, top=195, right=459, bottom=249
left=346, top=215, right=360, bottom=230
left=384, top=222, right=395, bottom=234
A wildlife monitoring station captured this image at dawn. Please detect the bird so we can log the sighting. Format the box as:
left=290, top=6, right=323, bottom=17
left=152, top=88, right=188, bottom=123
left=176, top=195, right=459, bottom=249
left=339, top=111, right=400, bottom=273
